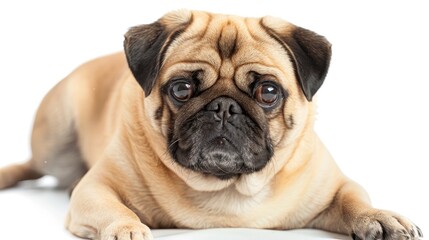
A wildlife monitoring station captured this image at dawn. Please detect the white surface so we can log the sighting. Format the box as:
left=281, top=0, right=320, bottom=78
left=0, top=0, right=428, bottom=239
left=152, top=228, right=348, bottom=239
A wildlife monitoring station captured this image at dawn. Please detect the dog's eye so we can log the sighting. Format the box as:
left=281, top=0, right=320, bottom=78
left=169, top=80, right=194, bottom=103
left=253, top=82, right=280, bottom=107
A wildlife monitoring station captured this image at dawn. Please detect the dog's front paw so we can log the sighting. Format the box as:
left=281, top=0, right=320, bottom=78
left=351, top=210, right=423, bottom=240
left=101, top=221, right=153, bottom=240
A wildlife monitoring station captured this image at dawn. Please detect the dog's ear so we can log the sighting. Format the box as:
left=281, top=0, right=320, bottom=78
left=124, top=10, right=192, bottom=96
left=261, top=18, right=332, bottom=101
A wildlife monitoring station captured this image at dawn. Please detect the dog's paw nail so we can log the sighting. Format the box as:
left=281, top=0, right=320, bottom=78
left=102, top=221, right=153, bottom=240
left=399, top=230, right=411, bottom=240
left=416, top=225, right=423, bottom=238
left=351, top=233, right=362, bottom=240
left=373, top=229, right=383, bottom=239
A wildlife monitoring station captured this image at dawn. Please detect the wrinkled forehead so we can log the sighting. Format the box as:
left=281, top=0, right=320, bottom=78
left=159, top=11, right=296, bottom=90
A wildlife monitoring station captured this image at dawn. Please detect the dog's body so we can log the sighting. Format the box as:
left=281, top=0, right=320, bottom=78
left=0, top=10, right=422, bottom=240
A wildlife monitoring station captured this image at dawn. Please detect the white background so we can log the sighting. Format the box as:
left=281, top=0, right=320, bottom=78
left=0, top=0, right=428, bottom=239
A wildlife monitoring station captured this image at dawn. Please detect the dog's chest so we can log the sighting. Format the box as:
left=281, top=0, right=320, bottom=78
left=197, top=187, right=270, bottom=214
left=179, top=185, right=280, bottom=227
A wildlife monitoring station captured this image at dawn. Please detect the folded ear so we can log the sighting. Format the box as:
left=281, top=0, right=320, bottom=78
left=261, top=18, right=332, bottom=101
left=124, top=10, right=191, bottom=96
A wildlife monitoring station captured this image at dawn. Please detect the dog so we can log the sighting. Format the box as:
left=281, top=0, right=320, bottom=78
left=0, top=9, right=423, bottom=240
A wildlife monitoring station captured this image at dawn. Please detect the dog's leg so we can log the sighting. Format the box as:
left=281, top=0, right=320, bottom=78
left=0, top=161, right=42, bottom=189
left=308, top=181, right=423, bottom=239
left=0, top=79, right=87, bottom=190
left=65, top=162, right=153, bottom=240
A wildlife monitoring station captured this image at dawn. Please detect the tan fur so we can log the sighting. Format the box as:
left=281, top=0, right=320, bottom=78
left=0, top=10, right=422, bottom=240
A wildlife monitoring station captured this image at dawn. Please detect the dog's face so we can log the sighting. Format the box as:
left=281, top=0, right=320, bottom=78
left=124, top=10, right=331, bottom=193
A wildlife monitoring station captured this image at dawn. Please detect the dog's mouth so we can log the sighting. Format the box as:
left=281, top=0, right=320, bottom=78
left=172, top=135, right=271, bottom=180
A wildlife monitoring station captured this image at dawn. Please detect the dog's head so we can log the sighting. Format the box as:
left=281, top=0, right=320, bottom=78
left=124, top=10, right=331, bottom=194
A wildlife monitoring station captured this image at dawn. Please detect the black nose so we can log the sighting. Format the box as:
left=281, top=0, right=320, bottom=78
left=206, top=97, right=242, bottom=122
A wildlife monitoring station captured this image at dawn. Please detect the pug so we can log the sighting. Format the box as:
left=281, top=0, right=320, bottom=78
left=0, top=9, right=422, bottom=240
